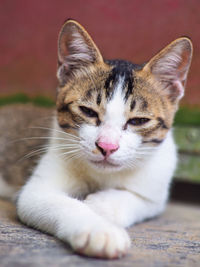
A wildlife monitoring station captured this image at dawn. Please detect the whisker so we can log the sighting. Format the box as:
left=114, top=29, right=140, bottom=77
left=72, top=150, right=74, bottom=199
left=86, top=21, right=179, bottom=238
left=128, top=159, right=141, bottom=169
left=38, top=143, right=80, bottom=150
left=29, top=126, right=80, bottom=140
left=58, top=149, right=82, bottom=158
left=59, top=152, right=81, bottom=162
left=11, top=136, right=80, bottom=144
left=135, top=151, right=154, bottom=156
left=126, top=161, right=137, bottom=169
left=17, top=148, right=49, bottom=163
left=17, top=144, right=81, bottom=162
left=63, top=152, right=83, bottom=163
left=138, top=147, right=158, bottom=151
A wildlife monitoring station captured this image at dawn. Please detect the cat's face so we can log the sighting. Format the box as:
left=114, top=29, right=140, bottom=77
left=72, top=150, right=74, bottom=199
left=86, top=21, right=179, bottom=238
left=56, top=20, right=192, bottom=172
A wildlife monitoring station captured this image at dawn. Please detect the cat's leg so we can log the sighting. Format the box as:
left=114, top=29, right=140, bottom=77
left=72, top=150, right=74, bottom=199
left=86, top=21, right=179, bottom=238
left=17, top=173, right=130, bottom=258
left=84, top=188, right=167, bottom=228
left=85, top=137, right=176, bottom=228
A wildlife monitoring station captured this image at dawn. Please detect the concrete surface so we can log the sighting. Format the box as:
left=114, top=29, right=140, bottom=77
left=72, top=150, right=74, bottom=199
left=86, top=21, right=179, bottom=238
left=0, top=199, right=200, bottom=267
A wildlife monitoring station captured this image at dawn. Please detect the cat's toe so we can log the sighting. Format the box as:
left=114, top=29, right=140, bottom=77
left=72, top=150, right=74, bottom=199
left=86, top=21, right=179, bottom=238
left=71, top=225, right=131, bottom=259
left=103, top=227, right=131, bottom=259
left=71, top=232, right=90, bottom=251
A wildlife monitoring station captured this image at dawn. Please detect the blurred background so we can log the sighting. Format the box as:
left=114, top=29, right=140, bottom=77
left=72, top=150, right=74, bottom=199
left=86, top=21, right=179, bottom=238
left=0, top=0, right=200, bottom=193
left=0, top=0, right=200, bottom=106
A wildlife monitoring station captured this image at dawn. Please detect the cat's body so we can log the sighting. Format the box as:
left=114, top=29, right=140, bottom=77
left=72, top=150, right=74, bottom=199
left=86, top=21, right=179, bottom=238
left=0, top=20, right=192, bottom=259
left=0, top=104, right=54, bottom=197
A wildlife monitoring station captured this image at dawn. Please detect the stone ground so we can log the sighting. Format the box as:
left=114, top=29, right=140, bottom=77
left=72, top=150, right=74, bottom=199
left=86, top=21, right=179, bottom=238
left=0, top=199, right=200, bottom=267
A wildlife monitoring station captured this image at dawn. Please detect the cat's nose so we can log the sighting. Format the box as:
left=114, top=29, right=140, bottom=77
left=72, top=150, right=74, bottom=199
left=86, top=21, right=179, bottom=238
left=95, top=141, right=119, bottom=157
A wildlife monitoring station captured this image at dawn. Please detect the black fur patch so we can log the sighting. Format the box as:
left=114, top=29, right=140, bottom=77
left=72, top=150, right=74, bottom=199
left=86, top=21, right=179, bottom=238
left=86, top=89, right=93, bottom=99
left=57, top=102, right=73, bottom=113
left=59, top=123, right=77, bottom=129
left=96, top=93, right=102, bottom=105
left=142, top=139, right=164, bottom=144
left=157, top=117, right=169, bottom=129
left=140, top=97, right=148, bottom=110
left=143, top=118, right=169, bottom=137
left=130, top=99, right=136, bottom=111
left=105, top=60, right=143, bottom=101
left=142, top=123, right=163, bottom=137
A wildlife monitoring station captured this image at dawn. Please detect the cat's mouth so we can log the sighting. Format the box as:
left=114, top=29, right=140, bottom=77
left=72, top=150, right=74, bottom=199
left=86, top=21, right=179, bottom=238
left=89, top=159, right=121, bottom=169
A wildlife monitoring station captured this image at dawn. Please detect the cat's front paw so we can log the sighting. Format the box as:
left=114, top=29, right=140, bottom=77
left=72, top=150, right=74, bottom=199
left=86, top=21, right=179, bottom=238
left=84, top=191, right=126, bottom=226
left=70, top=224, right=131, bottom=259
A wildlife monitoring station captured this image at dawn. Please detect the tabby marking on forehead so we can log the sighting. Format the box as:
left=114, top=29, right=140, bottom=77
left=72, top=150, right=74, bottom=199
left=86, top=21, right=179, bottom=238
left=130, top=99, right=136, bottom=111
left=139, top=97, right=148, bottom=111
left=96, top=93, right=102, bottom=106
left=85, top=89, right=93, bottom=99
left=104, top=60, right=137, bottom=101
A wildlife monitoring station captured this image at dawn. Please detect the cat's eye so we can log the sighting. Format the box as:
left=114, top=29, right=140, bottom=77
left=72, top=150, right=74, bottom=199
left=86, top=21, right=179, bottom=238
left=79, top=106, right=98, bottom=118
left=128, top=117, right=150, bottom=126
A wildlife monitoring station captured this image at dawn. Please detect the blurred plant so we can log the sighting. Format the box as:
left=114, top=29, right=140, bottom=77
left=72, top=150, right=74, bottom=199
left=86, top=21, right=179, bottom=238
left=0, top=93, right=55, bottom=107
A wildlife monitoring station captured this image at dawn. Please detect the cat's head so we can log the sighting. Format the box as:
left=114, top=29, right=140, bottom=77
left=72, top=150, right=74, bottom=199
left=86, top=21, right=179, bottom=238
left=56, top=19, right=192, bottom=172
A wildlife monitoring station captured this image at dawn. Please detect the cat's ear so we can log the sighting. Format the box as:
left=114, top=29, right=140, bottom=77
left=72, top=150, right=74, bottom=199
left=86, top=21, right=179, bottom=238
left=57, top=19, right=103, bottom=85
left=143, top=37, right=193, bottom=102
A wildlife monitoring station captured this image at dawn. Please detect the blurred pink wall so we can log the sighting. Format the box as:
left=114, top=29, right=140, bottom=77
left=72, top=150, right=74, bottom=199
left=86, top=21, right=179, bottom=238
left=0, top=0, right=199, bottom=105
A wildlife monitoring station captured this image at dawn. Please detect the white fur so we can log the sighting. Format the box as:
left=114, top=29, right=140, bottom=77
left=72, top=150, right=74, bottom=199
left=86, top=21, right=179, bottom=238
left=79, top=77, right=141, bottom=171
left=104, top=77, right=126, bottom=127
left=67, top=31, right=94, bottom=64
left=16, top=81, right=177, bottom=258
left=153, top=44, right=186, bottom=81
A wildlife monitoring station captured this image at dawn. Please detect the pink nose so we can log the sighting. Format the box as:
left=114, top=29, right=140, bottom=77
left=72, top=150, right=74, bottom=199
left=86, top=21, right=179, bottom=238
left=95, top=141, right=119, bottom=157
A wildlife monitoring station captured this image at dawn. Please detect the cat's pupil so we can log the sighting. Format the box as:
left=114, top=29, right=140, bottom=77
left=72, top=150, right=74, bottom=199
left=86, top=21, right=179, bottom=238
left=128, top=117, right=150, bottom=126
left=79, top=106, right=98, bottom=118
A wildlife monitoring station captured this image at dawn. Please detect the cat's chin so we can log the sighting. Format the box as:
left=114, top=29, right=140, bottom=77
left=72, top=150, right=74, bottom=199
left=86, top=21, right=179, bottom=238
left=88, top=159, right=123, bottom=172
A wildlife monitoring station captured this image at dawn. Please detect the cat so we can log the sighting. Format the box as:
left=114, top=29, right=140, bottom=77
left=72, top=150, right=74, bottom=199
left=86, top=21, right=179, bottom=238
left=0, top=19, right=192, bottom=259
left=0, top=104, right=54, bottom=197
